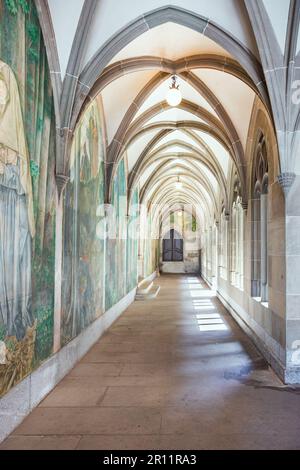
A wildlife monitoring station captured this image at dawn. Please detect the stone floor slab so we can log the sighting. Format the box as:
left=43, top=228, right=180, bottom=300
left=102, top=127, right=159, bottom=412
left=1, top=275, right=300, bottom=450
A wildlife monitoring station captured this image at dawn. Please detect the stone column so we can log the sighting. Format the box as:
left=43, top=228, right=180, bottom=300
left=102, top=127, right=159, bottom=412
left=230, top=207, right=236, bottom=286
left=251, top=197, right=261, bottom=297
left=260, top=193, right=268, bottom=302
left=214, top=221, right=219, bottom=290
left=224, top=212, right=230, bottom=281
left=53, top=174, right=69, bottom=354
left=279, top=173, right=300, bottom=383
left=240, top=202, right=248, bottom=290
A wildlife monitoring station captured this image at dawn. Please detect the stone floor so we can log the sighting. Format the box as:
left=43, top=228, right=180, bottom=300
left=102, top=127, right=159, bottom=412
left=1, top=274, right=300, bottom=450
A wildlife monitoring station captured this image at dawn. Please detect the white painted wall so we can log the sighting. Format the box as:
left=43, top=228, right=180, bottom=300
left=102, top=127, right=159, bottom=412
left=48, top=0, right=84, bottom=77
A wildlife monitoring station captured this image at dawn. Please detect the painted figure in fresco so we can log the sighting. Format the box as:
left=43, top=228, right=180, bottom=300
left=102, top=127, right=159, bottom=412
left=80, top=115, right=100, bottom=183
left=64, top=104, right=102, bottom=339
left=0, top=59, right=35, bottom=340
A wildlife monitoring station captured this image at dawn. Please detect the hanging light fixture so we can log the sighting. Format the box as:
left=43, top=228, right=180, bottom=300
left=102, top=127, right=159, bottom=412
left=175, top=176, right=183, bottom=190
left=166, top=75, right=182, bottom=107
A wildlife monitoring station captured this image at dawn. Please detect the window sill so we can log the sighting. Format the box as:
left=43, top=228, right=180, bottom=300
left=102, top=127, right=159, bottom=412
left=253, top=297, right=269, bottom=309
left=230, top=282, right=244, bottom=292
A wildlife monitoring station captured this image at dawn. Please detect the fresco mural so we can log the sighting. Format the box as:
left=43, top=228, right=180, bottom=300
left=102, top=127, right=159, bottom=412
left=144, top=215, right=159, bottom=277
left=127, top=188, right=139, bottom=292
left=0, top=0, right=56, bottom=397
left=61, top=96, right=105, bottom=345
left=105, top=158, right=127, bottom=311
left=0, top=3, right=142, bottom=400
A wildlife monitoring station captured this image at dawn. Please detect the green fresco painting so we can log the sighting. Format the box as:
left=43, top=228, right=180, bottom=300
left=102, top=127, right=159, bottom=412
left=105, top=158, right=127, bottom=311
left=61, top=96, right=105, bottom=345
left=144, top=215, right=159, bottom=278
left=127, top=187, right=139, bottom=292
left=0, top=1, right=143, bottom=398
left=0, top=0, right=56, bottom=397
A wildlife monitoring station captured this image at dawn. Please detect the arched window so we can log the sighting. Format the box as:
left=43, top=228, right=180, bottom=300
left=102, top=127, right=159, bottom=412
left=219, top=208, right=228, bottom=280
left=208, top=226, right=212, bottom=275
left=231, top=197, right=244, bottom=289
left=211, top=222, right=218, bottom=283
left=231, top=190, right=244, bottom=290
left=252, top=135, right=269, bottom=302
left=201, top=229, right=208, bottom=277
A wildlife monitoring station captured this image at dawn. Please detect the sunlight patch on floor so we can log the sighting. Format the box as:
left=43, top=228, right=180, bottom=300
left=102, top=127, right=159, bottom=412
left=193, top=306, right=216, bottom=311
left=190, top=290, right=215, bottom=298
left=194, top=311, right=228, bottom=332
left=198, top=324, right=228, bottom=331
left=196, top=314, right=222, bottom=319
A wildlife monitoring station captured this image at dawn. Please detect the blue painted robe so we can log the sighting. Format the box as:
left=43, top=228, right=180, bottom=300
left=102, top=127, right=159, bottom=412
left=0, top=162, right=32, bottom=340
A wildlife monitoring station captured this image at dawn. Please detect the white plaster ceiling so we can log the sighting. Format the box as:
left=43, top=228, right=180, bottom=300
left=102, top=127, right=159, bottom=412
left=109, top=23, right=232, bottom=66
left=152, top=130, right=203, bottom=150
left=81, top=0, right=259, bottom=70
left=145, top=177, right=213, bottom=210
left=157, top=144, right=194, bottom=154
left=48, top=0, right=84, bottom=77
left=193, top=69, right=255, bottom=150
left=146, top=109, right=205, bottom=125
left=262, top=0, right=290, bottom=53
left=194, top=162, right=219, bottom=191
left=139, top=161, right=162, bottom=187
left=101, top=70, right=156, bottom=143
left=126, top=130, right=158, bottom=173
left=160, top=159, right=219, bottom=193
left=135, top=77, right=219, bottom=119
left=193, top=131, right=230, bottom=177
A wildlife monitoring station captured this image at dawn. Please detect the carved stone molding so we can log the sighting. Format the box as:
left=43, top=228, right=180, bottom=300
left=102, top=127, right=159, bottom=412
left=55, top=174, right=70, bottom=199
left=277, top=172, right=296, bottom=194
left=242, top=201, right=248, bottom=211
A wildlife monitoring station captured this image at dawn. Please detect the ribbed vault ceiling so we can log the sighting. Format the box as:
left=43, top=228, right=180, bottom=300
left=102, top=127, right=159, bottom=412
left=91, top=20, right=266, bottom=229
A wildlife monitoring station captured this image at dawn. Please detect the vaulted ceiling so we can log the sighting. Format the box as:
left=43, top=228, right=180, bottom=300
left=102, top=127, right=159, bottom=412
left=41, top=0, right=298, bottom=227
left=92, top=17, right=262, bottom=221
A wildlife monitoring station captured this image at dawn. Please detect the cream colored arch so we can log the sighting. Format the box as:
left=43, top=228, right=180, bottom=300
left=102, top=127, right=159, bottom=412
left=140, top=162, right=219, bottom=215
left=134, top=140, right=228, bottom=199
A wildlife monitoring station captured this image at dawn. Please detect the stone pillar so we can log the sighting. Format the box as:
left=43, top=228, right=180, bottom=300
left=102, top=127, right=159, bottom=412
left=240, top=202, right=248, bottom=290
left=224, top=212, right=230, bottom=281
left=230, top=207, right=236, bottom=286
left=215, top=222, right=219, bottom=290
left=53, top=174, right=69, bottom=354
left=280, top=173, right=300, bottom=383
left=260, top=193, right=268, bottom=302
left=209, top=227, right=213, bottom=283
left=251, top=197, right=261, bottom=297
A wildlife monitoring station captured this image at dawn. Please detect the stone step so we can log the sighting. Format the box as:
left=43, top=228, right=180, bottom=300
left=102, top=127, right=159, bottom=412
left=136, top=280, right=154, bottom=295
left=135, top=285, right=161, bottom=301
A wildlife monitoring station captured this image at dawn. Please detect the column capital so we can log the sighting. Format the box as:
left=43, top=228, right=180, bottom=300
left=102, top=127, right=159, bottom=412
left=277, top=172, right=296, bottom=195
left=242, top=201, right=248, bottom=211
left=55, top=174, right=70, bottom=199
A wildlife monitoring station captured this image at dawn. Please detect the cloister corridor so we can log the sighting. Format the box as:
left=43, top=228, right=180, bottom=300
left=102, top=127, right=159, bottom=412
left=3, top=0, right=300, bottom=454
left=1, top=275, right=300, bottom=451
